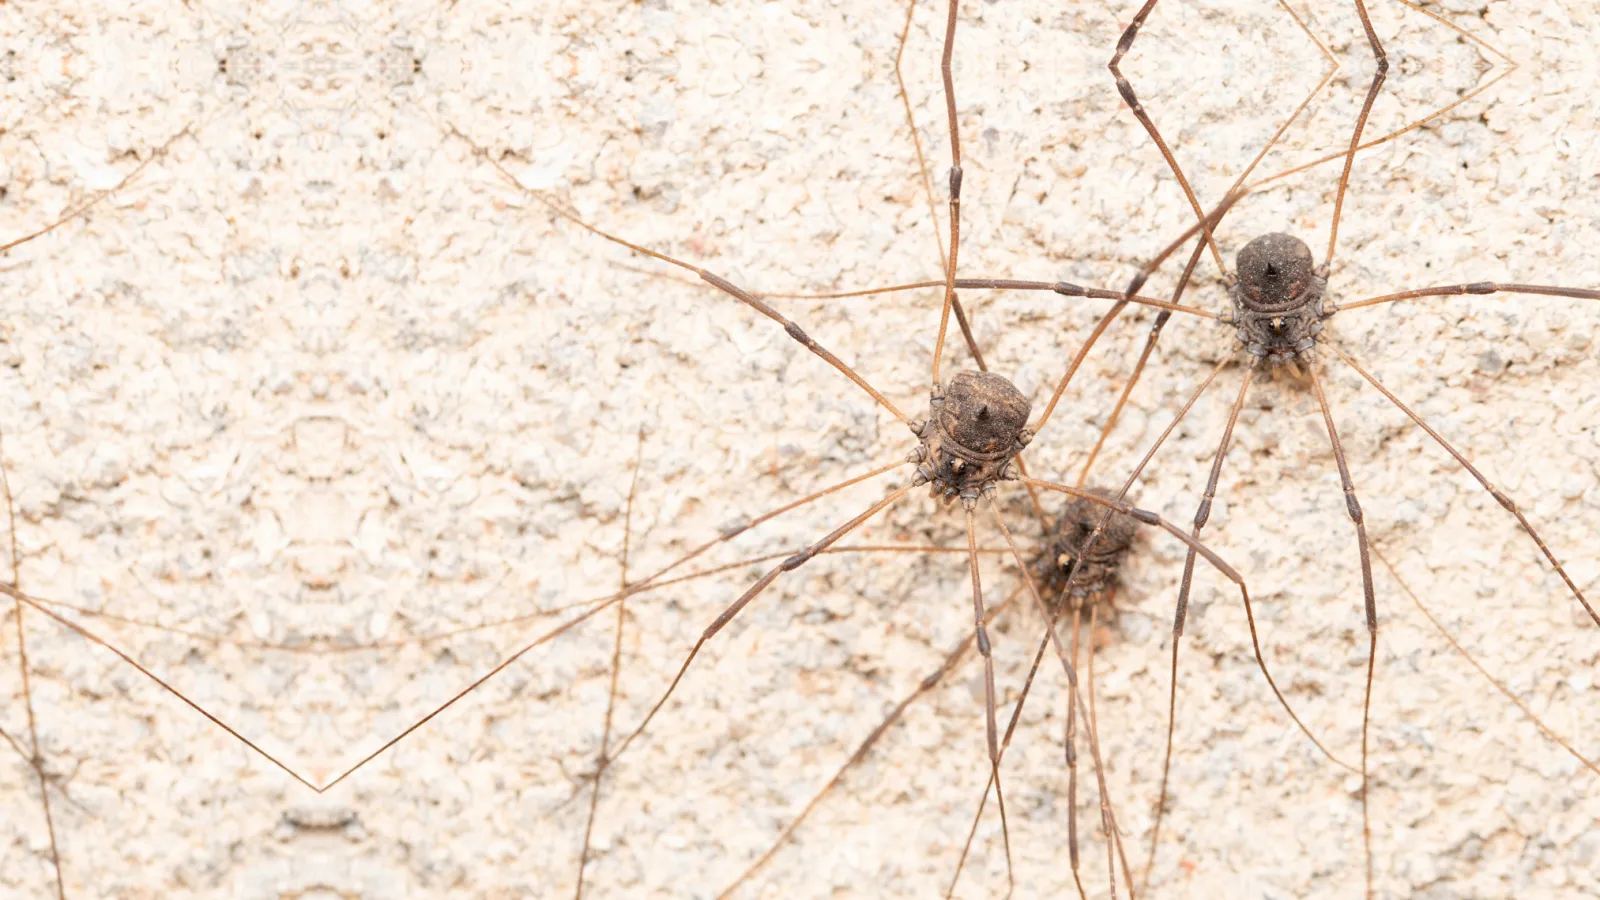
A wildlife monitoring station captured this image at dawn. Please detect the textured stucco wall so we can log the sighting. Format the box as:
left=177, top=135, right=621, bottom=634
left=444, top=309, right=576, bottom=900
left=1, top=1, right=1597, bottom=898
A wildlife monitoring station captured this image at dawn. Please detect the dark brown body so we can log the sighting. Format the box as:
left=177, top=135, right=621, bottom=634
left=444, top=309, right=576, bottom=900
left=911, top=371, right=1032, bottom=505
left=1227, top=232, right=1329, bottom=361
left=1042, top=489, right=1138, bottom=603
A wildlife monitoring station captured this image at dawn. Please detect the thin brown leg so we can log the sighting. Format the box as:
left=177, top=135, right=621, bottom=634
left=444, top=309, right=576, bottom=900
left=947, top=593, right=1081, bottom=900
left=1244, top=0, right=1515, bottom=195
left=972, top=279, right=1217, bottom=319
left=929, top=0, right=964, bottom=390
left=1307, top=353, right=1379, bottom=900
left=1078, top=595, right=1117, bottom=899
left=950, top=296, right=987, bottom=374
left=1065, top=598, right=1088, bottom=900
left=1144, top=359, right=1259, bottom=889
left=452, top=131, right=911, bottom=426
left=716, top=586, right=1025, bottom=899
left=1, top=582, right=320, bottom=792
left=574, top=431, right=646, bottom=898
left=963, top=503, right=1015, bottom=893
left=1327, top=342, right=1598, bottom=628
left=1336, top=281, right=1600, bottom=313
left=1107, top=0, right=1225, bottom=273
left=1086, top=590, right=1137, bottom=893
left=1139, top=639, right=1178, bottom=891
left=612, top=263, right=1222, bottom=318
left=985, top=501, right=1123, bottom=899
left=1171, top=358, right=1259, bottom=622
left=0, top=119, right=200, bottom=254
left=981, top=278, right=1219, bottom=319
left=1073, top=309, right=1165, bottom=488
left=966, top=504, right=998, bottom=771
left=605, top=483, right=917, bottom=766
left=1076, top=235, right=1212, bottom=487
left=1, top=428, right=66, bottom=899
left=1374, top=549, right=1600, bottom=778
left=895, top=0, right=946, bottom=272
left=1326, top=0, right=1390, bottom=270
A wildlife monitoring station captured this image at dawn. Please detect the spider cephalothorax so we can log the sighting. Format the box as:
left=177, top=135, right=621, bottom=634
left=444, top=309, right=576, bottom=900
left=909, top=371, right=1032, bottom=506
left=1227, top=232, right=1330, bottom=361
left=1042, top=489, right=1138, bottom=603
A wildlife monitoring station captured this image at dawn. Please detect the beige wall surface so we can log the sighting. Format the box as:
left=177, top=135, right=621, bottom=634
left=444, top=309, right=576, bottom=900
left=2, top=1, right=1597, bottom=898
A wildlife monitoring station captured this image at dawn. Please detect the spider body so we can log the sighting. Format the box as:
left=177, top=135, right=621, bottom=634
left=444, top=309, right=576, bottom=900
left=1045, top=490, right=1138, bottom=602
left=910, top=370, right=1032, bottom=505
left=1227, top=232, right=1329, bottom=361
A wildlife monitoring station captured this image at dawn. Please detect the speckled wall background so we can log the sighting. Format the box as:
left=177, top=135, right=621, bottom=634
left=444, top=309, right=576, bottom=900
left=1, top=1, right=1597, bottom=898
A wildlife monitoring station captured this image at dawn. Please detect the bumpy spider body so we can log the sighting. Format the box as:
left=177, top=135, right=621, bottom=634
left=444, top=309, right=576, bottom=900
left=1043, top=489, right=1138, bottom=603
left=909, top=371, right=1032, bottom=506
left=1226, top=232, right=1329, bottom=361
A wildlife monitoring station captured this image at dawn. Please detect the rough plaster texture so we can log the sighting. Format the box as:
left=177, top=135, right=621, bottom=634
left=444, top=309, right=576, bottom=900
left=1, top=0, right=1597, bottom=898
